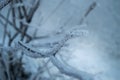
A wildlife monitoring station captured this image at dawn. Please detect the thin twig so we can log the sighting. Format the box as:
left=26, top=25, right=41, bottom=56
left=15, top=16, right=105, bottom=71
left=27, top=0, right=40, bottom=23
left=3, top=6, right=11, bottom=46
left=79, top=2, right=97, bottom=24
left=18, top=0, right=28, bottom=21
left=0, top=0, right=11, bottom=10
left=0, top=13, right=34, bottom=41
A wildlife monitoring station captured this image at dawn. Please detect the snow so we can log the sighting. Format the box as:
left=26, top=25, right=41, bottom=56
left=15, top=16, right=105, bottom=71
left=31, top=0, right=120, bottom=80
left=0, top=0, right=120, bottom=80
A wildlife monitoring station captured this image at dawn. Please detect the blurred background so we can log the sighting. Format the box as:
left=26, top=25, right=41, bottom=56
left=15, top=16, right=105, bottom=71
left=0, top=0, right=120, bottom=80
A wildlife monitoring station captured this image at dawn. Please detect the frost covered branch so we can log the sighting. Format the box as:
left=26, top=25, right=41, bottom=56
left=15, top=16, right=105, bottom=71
left=0, top=0, right=43, bottom=80
left=18, top=34, right=70, bottom=58
left=18, top=28, right=94, bottom=80
left=18, top=28, right=87, bottom=57
left=0, top=0, right=97, bottom=80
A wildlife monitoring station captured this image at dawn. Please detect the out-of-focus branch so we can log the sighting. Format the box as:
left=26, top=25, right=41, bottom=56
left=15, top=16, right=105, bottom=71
left=0, top=13, right=44, bottom=41
left=16, top=0, right=28, bottom=41
left=8, top=0, right=27, bottom=45
left=0, top=19, right=5, bottom=46
left=7, top=0, right=17, bottom=46
left=0, top=0, right=11, bottom=10
left=11, top=0, right=16, bottom=26
left=15, top=0, right=40, bottom=41
left=31, top=59, right=52, bottom=80
left=79, top=2, right=97, bottom=24
left=18, top=0, right=27, bottom=20
left=3, top=6, right=11, bottom=46
left=0, top=13, right=30, bottom=38
left=27, top=0, right=40, bottom=23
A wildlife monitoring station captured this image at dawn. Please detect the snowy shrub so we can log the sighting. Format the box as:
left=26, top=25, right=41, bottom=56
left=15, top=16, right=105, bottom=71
left=0, top=0, right=97, bottom=80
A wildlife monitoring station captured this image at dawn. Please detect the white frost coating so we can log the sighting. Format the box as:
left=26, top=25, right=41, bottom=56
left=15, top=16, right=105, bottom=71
left=18, top=40, right=94, bottom=80
left=18, top=28, right=85, bottom=58
left=18, top=35, right=68, bottom=58
left=18, top=41, right=47, bottom=58
left=18, top=28, right=94, bottom=80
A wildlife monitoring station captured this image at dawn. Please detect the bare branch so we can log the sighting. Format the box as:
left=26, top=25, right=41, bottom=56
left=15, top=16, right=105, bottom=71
left=2, top=6, right=11, bottom=46
left=27, top=0, right=40, bottom=23
left=18, top=0, right=27, bottom=20
left=79, top=2, right=97, bottom=24
left=0, top=0, right=11, bottom=10
left=0, top=13, right=31, bottom=38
